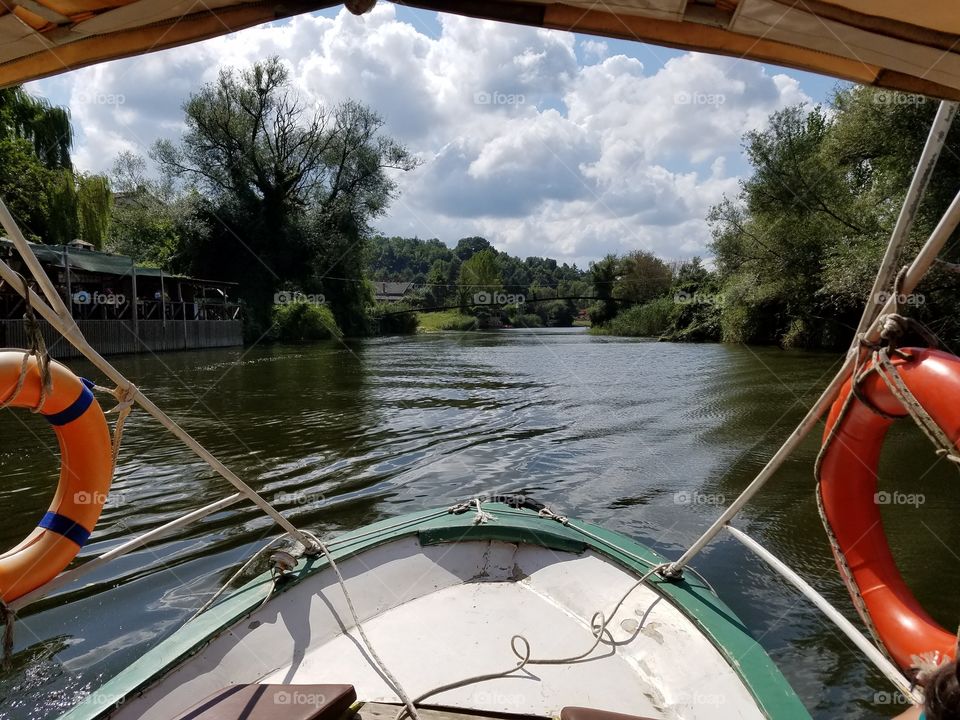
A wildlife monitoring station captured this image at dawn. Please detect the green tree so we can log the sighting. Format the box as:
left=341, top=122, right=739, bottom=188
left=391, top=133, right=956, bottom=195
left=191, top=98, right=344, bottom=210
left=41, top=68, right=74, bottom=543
left=455, top=236, right=492, bottom=261
left=614, top=250, right=672, bottom=305
left=709, top=104, right=843, bottom=346
left=107, top=151, right=202, bottom=266
left=706, top=86, right=960, bottom=348
left=0, top=137, right=51, bottom=241
left=668, top=257, right=722, bottom=341
left=457, top=248, right=502, bottom=308
left=76, top=174, right=113, bottom=249
left=589, top=254, right=618, bottom=324
left=153, top=56, right=418, bottom=333
left=0, top=86, right=76, bottom=242
left=0, top=86, right=72, bottom=170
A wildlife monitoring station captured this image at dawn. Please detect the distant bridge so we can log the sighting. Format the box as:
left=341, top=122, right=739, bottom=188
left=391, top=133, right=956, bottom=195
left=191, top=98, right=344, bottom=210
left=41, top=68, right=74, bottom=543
left=376, top=296, right=622, bottom=316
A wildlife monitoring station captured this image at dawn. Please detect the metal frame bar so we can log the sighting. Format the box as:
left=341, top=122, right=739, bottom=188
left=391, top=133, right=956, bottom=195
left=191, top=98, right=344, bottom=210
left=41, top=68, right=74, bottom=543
left=666, top=99, right=960, bottom=576
left=726, top=526, right=921, bottom=704
left=8, top=493, right=245, bottom=612
left=0, top=202, right=318, bottom=564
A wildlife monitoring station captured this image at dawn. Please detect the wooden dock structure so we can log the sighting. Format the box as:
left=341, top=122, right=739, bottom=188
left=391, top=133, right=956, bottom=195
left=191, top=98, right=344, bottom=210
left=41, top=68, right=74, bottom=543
left=2, top=238, right=244, bottom=357
left=0, top=318, right=243, bottom=358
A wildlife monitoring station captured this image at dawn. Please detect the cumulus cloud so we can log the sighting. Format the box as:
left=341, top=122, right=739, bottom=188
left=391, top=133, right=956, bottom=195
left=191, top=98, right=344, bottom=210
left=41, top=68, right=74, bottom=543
left=30, top=4, right=812, bottom=266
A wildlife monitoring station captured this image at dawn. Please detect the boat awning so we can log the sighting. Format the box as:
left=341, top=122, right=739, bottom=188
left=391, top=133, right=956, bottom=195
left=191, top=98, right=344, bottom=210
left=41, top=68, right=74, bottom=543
left=0, top=1, right=960, bottom=100
left=0, top=237, right=236, bottom=285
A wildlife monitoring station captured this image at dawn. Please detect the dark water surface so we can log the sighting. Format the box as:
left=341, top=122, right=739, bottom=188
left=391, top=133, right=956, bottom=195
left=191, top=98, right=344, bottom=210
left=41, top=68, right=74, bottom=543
left=1, top=328, right=957, bottom=719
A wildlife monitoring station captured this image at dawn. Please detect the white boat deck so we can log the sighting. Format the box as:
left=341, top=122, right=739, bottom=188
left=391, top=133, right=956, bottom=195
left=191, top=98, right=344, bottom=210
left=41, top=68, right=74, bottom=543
left=117, top=538, right=763, bottom=720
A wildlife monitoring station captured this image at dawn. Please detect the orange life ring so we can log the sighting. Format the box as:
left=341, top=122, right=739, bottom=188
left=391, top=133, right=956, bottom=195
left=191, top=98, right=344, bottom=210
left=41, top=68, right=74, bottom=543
left=0, top=350, right=113, bottom=603
left=818, top=347, right=959, bottom=672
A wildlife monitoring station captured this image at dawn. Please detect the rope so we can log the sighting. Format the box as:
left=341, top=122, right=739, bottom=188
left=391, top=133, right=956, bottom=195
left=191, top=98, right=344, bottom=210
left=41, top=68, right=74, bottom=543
left=538, top=506, right=569, bottom=524
left=187, top=536, right=290, bottom=623
left=1, top=599, right=14, bottom=671
left=92, top=383, right=138, bottom=471
left=299, top=530, right=422, bottom=720
left=815, top=277, right=960, bottom=663
left=393, top=562, right=669, bottom=720
left=866, top=268, right=959, bottom=464
left=0, top=278, right=53, bottom=414
left=1, top=231, right=319, bottom=556
left=448, top=499, right=496, bottom=525
left=873, top=347, right=960, bottom=466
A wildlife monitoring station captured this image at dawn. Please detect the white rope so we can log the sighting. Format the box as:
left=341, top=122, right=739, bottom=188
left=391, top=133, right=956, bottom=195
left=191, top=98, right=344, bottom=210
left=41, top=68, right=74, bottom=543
left=92, top=383, right=138, bottom=471
left=393, top=562, right=669, bottom=720
left=298, top=530, right=422, bottom=720
left=447, top=499, right=496, bottom=524
left=872, top=344, right=960, bottom=466
left=0, top=243, right=318, bottom=552
left=1, top=280, right=53, bottom=414
left=187, top=536, right=290, bottom=623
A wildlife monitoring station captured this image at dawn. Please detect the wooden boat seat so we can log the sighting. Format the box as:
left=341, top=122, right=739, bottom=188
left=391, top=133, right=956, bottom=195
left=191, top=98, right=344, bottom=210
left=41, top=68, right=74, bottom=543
left=171, top=683, right=357, bottom=720
left=560, top=707, right=658, bottom=720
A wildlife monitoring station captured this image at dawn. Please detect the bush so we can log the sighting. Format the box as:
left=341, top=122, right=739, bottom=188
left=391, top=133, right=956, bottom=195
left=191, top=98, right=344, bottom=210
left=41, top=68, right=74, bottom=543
left=595, top=297, right=674, bottom=337
left=545, top=300, right=576, bottom=327
left=513, top=313, right=544, bottom=328
left=368, top=303, right=419, bottom=335
left=418, top=311, right=478, bottom=331
left=587, top=301, right=614, bottom=326
left=271, top=301, right=342, bottom=343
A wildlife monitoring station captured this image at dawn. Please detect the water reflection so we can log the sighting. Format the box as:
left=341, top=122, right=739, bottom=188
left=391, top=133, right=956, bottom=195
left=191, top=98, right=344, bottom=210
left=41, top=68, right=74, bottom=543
left=0, top=330, right=954, bottom=719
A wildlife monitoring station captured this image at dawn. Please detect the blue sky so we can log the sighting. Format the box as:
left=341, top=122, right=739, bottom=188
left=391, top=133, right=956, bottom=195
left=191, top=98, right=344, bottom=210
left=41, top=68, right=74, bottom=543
left=28, top=5, right=849, bottom=267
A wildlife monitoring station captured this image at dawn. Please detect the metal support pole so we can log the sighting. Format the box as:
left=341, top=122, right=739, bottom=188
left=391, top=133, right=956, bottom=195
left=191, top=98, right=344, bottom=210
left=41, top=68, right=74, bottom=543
left=726, top=526, right=920, bottom=704
left=63, top=245, right=72, bottom=316
left=853, top=101, right=957, bottom=339
left=130, top=258, right=139, bottom=336
left=160, top=269, right=167, bottom=328
left=180, top=282, right=188, bottom=349
left=0, top=202, right=316, bottom=551
left=666, top=179, right=960, bottom=575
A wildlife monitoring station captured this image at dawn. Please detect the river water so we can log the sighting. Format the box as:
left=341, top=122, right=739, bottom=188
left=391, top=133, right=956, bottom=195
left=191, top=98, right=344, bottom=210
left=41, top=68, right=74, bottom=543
left=1, top=328, right=957, bottom=719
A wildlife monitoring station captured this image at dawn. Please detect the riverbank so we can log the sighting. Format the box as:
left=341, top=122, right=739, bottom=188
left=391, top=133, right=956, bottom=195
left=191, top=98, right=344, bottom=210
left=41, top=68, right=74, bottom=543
left=416, top=310, right=579, bottom=333
left=416, top=310, right=478, bottom=332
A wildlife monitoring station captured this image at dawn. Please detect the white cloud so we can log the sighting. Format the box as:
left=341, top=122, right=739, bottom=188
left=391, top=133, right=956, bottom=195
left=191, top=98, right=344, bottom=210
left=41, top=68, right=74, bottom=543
left=33, top=5, right=811, bottom=267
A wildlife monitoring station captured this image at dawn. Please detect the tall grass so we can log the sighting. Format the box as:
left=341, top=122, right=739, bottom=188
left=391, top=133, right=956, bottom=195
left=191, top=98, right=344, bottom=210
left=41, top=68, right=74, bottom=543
left=592, top=297, right=674, bottom=337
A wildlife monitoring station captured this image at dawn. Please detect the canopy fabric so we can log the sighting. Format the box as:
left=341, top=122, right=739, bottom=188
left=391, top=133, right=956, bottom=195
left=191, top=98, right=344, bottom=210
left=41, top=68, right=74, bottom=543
left=0, top=1, right=959, bottom=99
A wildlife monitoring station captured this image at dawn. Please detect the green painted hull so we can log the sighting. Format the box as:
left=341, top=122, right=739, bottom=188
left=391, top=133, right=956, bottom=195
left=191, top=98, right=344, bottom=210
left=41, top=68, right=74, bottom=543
left=59, top=503, right=812, bottom=719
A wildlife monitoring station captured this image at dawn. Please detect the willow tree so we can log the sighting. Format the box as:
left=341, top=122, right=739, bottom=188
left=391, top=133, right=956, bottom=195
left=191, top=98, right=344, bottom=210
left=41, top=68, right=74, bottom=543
left=0, top=86, right=112, bottom=247
left=76, top=174, right=113, bottom=249
left=0, top=86, right=73, bottom=170
left=0, top=86, right=75, bottom=241
left=153, top=57, right=419, bottom=334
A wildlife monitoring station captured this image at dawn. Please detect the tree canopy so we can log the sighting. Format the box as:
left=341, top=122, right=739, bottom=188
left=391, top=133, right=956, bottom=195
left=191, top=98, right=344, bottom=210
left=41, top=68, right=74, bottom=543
left=0, top=86, right=112, bottom=247
left=152, top=56, right=418, bottom=335
left=708, top=86, right=960, bottom=347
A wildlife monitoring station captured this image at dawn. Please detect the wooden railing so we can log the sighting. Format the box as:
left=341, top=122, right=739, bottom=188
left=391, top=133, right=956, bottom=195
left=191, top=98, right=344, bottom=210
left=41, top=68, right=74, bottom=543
left=0, top=317, right=242, bottom=357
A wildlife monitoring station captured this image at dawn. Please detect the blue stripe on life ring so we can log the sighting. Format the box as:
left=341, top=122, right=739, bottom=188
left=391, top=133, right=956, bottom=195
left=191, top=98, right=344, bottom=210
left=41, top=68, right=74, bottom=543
left=38, top=512, right=91, bottom=547
left=44, top=384, right=94, bottom=426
